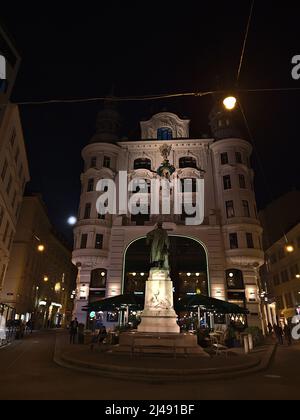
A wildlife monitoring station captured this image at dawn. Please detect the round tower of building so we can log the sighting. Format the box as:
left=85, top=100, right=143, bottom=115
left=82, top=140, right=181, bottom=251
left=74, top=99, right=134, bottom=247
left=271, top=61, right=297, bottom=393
left=72, top=102, right=121, bottom=324
left=210, top=102, right=264, bottom=326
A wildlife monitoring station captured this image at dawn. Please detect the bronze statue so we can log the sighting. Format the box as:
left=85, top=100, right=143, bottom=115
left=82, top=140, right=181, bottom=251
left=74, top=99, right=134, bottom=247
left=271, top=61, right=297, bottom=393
left=146, top=222, right=170, bottom=270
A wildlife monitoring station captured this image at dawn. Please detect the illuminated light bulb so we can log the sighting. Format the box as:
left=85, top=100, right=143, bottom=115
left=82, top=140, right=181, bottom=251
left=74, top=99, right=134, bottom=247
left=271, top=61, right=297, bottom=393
left=296, top=274, right=300, bottom=279
left=196, top=273, right=200, bottom=277
left=132, top=273, right=137, bottom=277
left=187, top=273, right=192, bottom=277
left=223, top=96, right=237, bottom=110
left=37, top=244, right=45, bottom=252
left=101, top=272, right=106, bottom=277
left=141, top=273, right=145, bottom=277
left=229, top=272, right=234, bottom=278
left=285, top=244, right=294, bottom=253
left=43, top=276, right=49, bottom=282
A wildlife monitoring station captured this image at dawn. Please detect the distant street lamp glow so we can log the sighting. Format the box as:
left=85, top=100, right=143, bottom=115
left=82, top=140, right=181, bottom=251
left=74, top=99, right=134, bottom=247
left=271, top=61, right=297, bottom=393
left=55, top=282, right=61, bottom=293
left=223, top=96, right=237, bottom=110
left=67, top=216, right=77, bottom=226
left=37, top=244, right=45, bottom=252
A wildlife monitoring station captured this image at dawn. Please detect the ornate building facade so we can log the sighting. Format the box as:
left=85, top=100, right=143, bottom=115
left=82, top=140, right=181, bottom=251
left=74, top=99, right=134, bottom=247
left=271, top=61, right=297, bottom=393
left=72, top=102, right=265, bottom=328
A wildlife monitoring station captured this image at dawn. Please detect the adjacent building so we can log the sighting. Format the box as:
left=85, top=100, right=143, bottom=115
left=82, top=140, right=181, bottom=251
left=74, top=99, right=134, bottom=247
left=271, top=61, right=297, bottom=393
left=0, top=195, right=77, bottom=328
left=260, top=191, right=300, bottom=325
left=0, top=25, right=29, bottom=328
left=72, top=101, right=265, bottom=329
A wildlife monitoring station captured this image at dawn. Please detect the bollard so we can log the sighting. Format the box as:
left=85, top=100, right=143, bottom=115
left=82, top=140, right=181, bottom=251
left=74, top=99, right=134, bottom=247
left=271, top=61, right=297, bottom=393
left=248, top=334, right=254, bottom=351
left=242, top=334, right=249, bottom=354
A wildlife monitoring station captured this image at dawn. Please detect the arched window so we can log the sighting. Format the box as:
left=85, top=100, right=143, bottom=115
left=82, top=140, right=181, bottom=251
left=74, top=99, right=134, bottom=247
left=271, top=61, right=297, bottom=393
left=179, top=156, right=197, bottom=169
left=157, top=127, right=173, bottom=140
left=90, top=269, right=107, bottom=289
left=134, top=158, right=152, bottom=170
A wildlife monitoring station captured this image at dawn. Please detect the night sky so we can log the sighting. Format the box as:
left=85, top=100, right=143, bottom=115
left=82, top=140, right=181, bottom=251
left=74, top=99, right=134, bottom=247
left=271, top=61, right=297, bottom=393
left=1, top=1, right=300, bottom=241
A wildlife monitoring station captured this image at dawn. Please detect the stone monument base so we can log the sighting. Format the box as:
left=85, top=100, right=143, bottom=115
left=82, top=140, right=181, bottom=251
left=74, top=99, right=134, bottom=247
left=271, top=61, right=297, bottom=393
left=115, top=331, right=209, bottom=357
left=138, top=268, right=180, bottom=334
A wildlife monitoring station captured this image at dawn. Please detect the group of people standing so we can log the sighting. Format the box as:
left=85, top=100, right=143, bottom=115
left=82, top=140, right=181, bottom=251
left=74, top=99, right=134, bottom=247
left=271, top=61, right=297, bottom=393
left=268, top=322, right=293, bottom=345
left=69, top=318, right=107, bottom=346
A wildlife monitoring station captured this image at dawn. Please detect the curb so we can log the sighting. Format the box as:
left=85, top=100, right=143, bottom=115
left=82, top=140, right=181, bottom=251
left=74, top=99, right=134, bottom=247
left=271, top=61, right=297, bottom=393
left=0, top=342, right=12, bottom=350
left=53, top=335, right=277, bottom=382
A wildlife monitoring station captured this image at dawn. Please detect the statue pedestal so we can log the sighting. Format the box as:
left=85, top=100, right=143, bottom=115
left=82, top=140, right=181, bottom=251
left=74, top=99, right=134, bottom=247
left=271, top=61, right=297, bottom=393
left=138, top=269, right=180, bottom=334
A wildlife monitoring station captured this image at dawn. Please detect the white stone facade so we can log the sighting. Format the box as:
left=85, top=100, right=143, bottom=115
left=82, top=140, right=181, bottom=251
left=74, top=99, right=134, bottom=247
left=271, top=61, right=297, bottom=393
left=0, top=105, right=30, bottom=292
left=72, top=111, right=264, bottom=328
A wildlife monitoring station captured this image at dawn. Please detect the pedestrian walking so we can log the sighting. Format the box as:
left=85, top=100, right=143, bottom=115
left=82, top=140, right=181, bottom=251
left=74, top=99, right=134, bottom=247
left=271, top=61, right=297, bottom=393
left=273, top=323, right=283, bottom=345
left=69, top=318, right=79, bottom=344
left=284, top=323, right=292, bottom=346
left=267, top=322, right=273, bottom=335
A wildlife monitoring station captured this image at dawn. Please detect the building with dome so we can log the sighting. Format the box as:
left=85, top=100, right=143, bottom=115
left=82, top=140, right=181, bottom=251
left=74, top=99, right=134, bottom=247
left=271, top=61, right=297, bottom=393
left=72, top=100, right=265, bottom=329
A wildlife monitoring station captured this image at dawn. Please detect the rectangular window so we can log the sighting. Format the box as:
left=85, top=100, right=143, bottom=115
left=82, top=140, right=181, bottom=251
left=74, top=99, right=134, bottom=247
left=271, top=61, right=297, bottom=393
left=1, top=159, right=8, bottom=181
left=226, top=200, right=235, bottom=218
left=87, top=178, right=94, bottom=192
left=181, top=178, right=197, bottom=193
left=80, top=234, right=88, bottom=249
left=220, top=153, right=228, bottom=165
left=91, top=157, right=97, bottom=168
left=223, top=175, right=231, bottom=190
left=95, top=234, right=103, bottom=250
left=242, top=200, right=250, bottom=217
left=229, top=233, right=238, bottom=249
left=280, top=269, right=289, bottom=283
left=131, top=210, right=150, bottom=226
left=290, top=263, right=299, bottom=278
left=273, top=274, right=280, bottom=286
left=235, top=152, right=242, bottom=164
left=98, top=212, right=105, bottom=220
left=6, top=175, right=12, bottom=195
left=239, top=174, right=246, bottom=189
left=103, top=156, right=111, bottom=168
left=84, top=203, right=91, bottom=219
left=246, top=233, right=254, bottom=249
